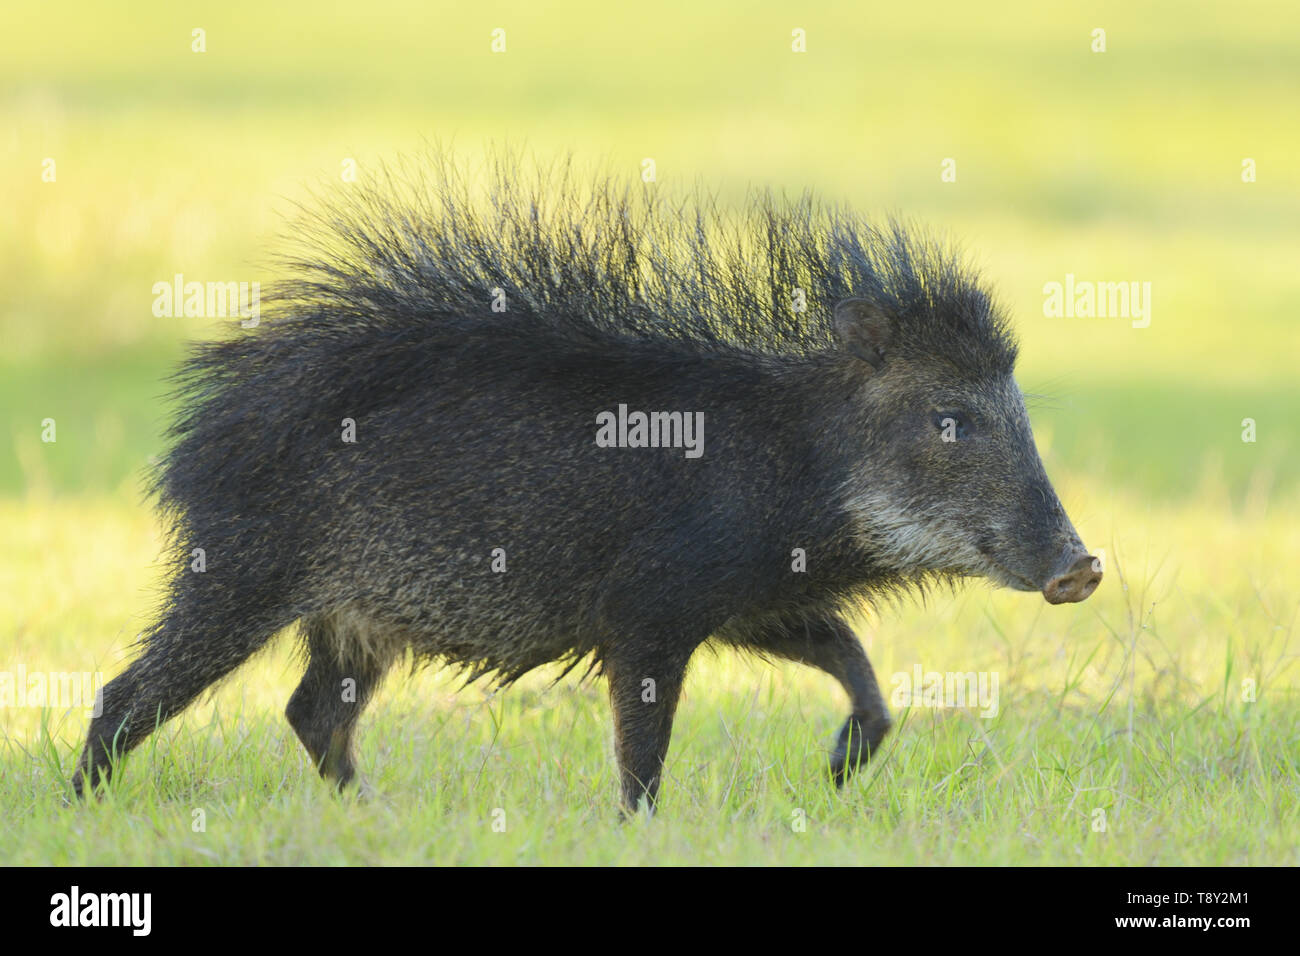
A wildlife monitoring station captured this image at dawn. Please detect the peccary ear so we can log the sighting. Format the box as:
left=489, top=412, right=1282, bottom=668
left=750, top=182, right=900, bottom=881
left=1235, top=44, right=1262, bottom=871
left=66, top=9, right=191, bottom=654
left=833, top=298, right=892, bottom=370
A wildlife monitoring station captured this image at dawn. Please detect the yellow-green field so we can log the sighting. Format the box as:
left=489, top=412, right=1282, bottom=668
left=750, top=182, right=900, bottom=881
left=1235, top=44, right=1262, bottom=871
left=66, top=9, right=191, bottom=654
left=2, top=1, right=1297, bottom=864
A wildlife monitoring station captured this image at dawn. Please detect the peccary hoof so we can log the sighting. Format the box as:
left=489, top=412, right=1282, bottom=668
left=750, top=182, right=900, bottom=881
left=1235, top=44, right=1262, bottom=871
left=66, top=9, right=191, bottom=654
left=829, top=713, right=891, bottom=787
left=69, top=766, right=105, bottom=802
left=348, top=776, right=377, bottom=802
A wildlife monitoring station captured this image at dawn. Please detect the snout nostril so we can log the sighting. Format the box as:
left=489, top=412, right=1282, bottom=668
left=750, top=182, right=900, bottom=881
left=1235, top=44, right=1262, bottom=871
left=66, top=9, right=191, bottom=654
left=1043, top=555, right=1103, bottom=604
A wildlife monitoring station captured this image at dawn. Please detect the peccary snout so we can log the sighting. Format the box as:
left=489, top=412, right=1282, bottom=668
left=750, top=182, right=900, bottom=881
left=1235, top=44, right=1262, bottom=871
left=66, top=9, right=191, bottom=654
left=1042, top=551, right=1103, bottom=604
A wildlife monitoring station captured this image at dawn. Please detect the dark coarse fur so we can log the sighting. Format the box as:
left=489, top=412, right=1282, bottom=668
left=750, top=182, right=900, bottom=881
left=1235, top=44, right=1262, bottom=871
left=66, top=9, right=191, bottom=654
left=75, top=148, right=1056, bottom=812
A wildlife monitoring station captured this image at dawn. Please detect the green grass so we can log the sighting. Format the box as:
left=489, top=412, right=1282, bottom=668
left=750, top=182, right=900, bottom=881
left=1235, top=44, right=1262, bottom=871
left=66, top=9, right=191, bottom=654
left=8, top=689, right=1294, bottom=865
left=2, top=0, right=1298, bottom=863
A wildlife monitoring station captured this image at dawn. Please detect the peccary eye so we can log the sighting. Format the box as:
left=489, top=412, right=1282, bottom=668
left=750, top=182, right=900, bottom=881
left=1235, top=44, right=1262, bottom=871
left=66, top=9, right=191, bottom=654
left=932, top=411, right=969, bottom=441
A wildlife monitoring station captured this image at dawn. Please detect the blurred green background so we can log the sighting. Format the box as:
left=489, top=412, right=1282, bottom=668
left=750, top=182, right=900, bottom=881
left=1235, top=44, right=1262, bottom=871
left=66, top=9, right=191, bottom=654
left=4, top=0, right=1298, bottom=504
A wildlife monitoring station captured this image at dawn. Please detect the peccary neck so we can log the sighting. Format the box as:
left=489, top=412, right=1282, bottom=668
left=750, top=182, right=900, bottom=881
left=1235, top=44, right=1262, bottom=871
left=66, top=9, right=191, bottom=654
left=636, top=346, right=901, bottom=618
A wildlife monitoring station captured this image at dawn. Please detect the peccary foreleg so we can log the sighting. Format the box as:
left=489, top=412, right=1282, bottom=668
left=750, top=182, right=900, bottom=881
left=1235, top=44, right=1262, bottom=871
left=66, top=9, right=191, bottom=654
left=724, top=613, right=892, bottom=786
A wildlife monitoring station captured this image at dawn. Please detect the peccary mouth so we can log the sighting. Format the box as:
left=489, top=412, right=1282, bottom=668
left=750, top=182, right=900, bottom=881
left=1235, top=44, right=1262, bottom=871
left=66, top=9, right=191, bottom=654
left=975, top=543, right=1103, bottom=603
left=974, top=545, right=1040, bottom=592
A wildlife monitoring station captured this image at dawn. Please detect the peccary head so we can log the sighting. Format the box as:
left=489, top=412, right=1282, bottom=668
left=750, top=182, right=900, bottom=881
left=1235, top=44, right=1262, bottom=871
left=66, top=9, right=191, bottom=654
left=832, top=293, right=1101, bottom=604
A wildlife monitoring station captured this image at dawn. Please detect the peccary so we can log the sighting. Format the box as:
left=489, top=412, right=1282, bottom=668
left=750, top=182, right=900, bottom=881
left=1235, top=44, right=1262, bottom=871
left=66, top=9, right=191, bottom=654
left=74, top=152, right=1101, bottom=812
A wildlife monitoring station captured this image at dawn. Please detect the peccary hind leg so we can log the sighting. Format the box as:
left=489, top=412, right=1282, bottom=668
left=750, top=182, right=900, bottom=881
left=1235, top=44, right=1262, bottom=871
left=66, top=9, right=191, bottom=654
left=73, top=602, right=286, bottom=796
left=729, top=613, right=892, bottom=786
left=286, top=613, right=393, bottom=790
